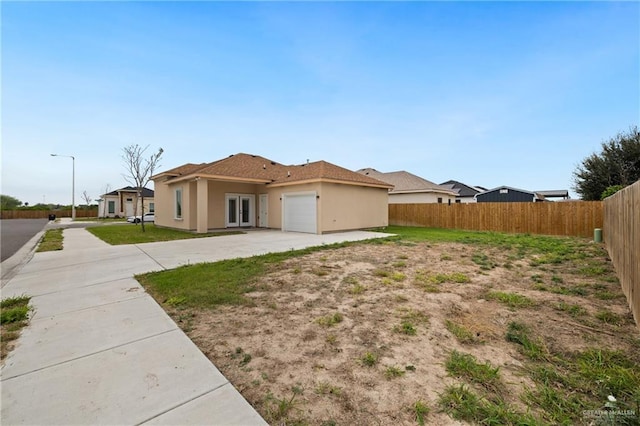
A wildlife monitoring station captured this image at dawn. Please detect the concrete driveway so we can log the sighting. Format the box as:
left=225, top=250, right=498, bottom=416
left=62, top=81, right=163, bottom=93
left=1, top=227, right=392, bottom=425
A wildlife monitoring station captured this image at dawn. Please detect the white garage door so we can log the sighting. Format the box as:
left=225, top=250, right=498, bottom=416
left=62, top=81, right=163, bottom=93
left=283, top=192, right=317, bottom=234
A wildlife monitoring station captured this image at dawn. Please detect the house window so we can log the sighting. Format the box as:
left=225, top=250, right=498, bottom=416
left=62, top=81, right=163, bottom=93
left=126, top=198, right=133, bottom=202
left=500, top=189, right=509, bottom=194
left=149, top=203, right=155, bottom=213
left=175, top=188, right=182, bottom=219
left=437, top=197, right=443, bottom=203
left=108, top=201, right=115, bottom=214
left=455, top=200, right=461, bottom=204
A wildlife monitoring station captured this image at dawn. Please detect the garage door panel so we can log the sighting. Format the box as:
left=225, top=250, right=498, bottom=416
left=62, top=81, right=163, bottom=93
left=283, top=193, right=317, bottom=234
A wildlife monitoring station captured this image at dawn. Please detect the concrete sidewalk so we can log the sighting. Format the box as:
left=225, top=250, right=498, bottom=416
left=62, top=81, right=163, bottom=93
left=1, top=227, right=391, bottom=425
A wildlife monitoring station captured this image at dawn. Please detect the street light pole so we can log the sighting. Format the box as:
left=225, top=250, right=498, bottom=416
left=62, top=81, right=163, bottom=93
left=51, top=154, right=76, bottom=220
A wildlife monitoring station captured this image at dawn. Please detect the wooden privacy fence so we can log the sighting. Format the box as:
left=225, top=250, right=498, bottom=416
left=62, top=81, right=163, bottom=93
left=603, top=180, right=640, bottom=329
left=0, top=210, right=98, bottom=219
left=389, top=201, right=603, bottom=238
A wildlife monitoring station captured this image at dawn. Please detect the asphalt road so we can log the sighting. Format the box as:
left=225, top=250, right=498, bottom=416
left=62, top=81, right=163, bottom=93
left=1, top=219, right=49, bottom=262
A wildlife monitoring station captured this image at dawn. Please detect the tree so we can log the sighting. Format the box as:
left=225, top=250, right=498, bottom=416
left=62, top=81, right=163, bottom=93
left=81, top=190, right=92, bottom=207
left=100, top=183, right=112, bottom=218
left=1, top=195, right=22, bottom=210
left=573, top=126, right=640, bottom=200
left=122, top=144, right=163, bottom=232
left=601, top=185, right=624, bottom=200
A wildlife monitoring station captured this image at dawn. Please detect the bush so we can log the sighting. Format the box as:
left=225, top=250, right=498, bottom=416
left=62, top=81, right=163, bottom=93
left=1, top=295, right=31, bottom=324
left=600, top=185, right=624, bottom=200
left=1, top=306, right=30, bottom=324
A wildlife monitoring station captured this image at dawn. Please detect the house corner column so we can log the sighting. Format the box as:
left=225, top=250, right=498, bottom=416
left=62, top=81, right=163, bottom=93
left=196, top=179, right=208, bottom=233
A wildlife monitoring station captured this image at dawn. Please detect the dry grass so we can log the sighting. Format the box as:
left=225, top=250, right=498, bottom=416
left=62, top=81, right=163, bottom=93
left=145, top=234, right=639, bottom=425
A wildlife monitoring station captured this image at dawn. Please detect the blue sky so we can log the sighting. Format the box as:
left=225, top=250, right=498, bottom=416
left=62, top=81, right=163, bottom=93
left=2, top=1, right=638, bottom=205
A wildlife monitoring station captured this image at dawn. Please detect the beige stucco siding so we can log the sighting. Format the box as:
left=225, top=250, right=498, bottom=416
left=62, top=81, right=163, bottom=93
left=99, top=194, right=155, bottom=218
left=154, top=177, right=388, bottom=234
left=208, top=182, right=261, bottom=228
left=390, top=192, right=456, bottom=204
left=265, top=188, right=283, bottom=230
left=154, top=181, right=192, bottom=230
left=153, top=182, right=171, bottom=227
left=98, top=195, right=119, bottom=218
left=319, top=183, right=388, bottom=233
left=188, top=181, right=198, bottom=229
left=143, top=199, right=155, bottom=212
left=156, top=180, right=265, bottom=230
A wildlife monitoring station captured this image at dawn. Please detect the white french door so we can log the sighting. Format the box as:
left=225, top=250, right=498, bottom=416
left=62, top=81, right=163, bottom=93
left=225, top=194, right=254, bottom=227
left=258, top=194, right=268, bottom=227
left=125, top=199, right=134, bottom=216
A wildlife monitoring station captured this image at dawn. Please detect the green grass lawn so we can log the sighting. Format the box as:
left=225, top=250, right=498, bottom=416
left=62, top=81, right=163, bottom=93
left=137, top=226, right=639, bottom=425
left=135, top=226, right=608, bottom=313
left=87, top=224, right=244, bottom=245
left=1, top=295, right=32, bottom=360
left=137, top=226, right=601, bottom=312
left=384, top=225, right=606, bottom=272
left=137, top=240, right=357, bottom=309
left=136, top=226, right=603, bottom=314
left=36, top=229, right=64, bottom=252
left=384, top=225, right=589, bottom=255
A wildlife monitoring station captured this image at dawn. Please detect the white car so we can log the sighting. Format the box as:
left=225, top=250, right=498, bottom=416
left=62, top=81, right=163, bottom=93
left=127, top=212, right=155, bottom=223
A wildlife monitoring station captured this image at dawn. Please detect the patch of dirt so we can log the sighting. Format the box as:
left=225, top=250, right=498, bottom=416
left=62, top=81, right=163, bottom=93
left=172, top=241, right=639, bottom=425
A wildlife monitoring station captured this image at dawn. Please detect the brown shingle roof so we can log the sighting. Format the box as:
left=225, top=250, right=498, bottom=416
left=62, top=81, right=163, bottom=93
left=194, top=153, right=285, bottom=182
left=271, top=161, right=392, bottom=187
left=357, top=168, right=456, bottom=195
left=154, top=163, right=208, bottom=178
left=154, top=153, right=392, bottom=188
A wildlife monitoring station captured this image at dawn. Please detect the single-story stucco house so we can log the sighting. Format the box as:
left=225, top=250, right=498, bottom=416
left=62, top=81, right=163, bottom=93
left=356, top=168, right=457, bottom=204
left=151, top=153, right=393, bottom=234
left=98, top=186, right=155, bottom=218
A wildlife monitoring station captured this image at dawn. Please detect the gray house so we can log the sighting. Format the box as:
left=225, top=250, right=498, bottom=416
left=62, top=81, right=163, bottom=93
left=475, top=186, right=545, bottom=203
left=440, top=180, right=484, bottom=203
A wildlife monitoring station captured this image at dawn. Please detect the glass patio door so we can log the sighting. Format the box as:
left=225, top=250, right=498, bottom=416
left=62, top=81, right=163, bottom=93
left=227, top=196, right=238, bottom=227
left=240, top=196, right=251, bottom=226
left=225, top=194, right=253, bottom=227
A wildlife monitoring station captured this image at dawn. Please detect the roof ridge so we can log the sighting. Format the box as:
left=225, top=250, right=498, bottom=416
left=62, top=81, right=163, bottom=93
left=484, top=185, right=534, bottom=194
left=154, top=154, right=392, bottom=188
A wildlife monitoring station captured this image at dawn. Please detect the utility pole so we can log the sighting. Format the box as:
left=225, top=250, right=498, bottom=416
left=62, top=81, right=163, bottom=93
left=51, top=154, right=76, bottom=220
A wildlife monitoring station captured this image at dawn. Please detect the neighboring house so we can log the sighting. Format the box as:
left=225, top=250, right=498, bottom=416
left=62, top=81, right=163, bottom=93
left=475, top=186, right=546, bottom=203
left=151, top=153, right=393, bottom=234
left=535, top=190, right=570, bottom=200
left=357, top=168, right=457, bottom=204
left=440, top=180, right=484, bottom=203
left=98, top=186, right=155, bottom=218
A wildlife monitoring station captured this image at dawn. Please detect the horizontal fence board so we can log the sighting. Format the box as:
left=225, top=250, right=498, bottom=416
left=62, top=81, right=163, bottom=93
left=389, top=201, right=603, bottom=238
left=603, top=181, right=640, bottom=329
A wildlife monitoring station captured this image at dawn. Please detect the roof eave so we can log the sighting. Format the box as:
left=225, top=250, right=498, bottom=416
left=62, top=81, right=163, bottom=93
left=151, top=171, right=182, bottom=179
left=160, top=173, right=272, bottom=185
left=269, top=177, right=393, bottom=189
